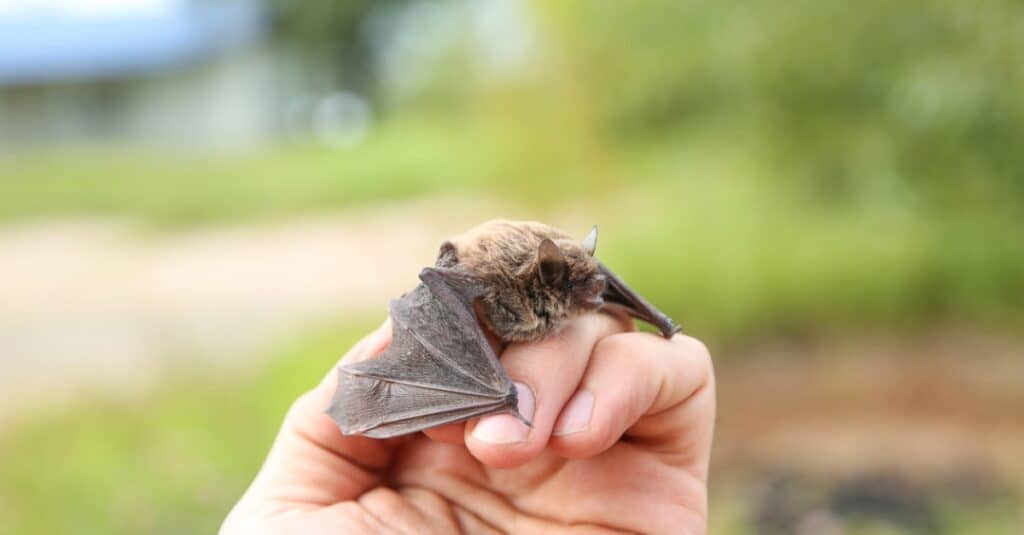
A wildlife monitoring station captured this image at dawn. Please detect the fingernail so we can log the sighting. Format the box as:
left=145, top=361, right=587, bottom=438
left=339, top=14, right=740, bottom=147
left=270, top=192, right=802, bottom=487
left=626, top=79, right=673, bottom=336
left=472, top=382, right=535, bottom=444
left=553, top=390, right=594, bottom=437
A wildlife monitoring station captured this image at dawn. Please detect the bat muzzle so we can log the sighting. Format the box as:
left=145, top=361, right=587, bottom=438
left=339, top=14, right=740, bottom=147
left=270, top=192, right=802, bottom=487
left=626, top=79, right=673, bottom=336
left=576, top=274, right=607, bottom=310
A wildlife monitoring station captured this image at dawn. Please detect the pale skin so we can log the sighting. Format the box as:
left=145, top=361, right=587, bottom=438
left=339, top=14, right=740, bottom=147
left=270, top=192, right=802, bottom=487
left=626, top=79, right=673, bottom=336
left=222, top=312, right=715, bottom=534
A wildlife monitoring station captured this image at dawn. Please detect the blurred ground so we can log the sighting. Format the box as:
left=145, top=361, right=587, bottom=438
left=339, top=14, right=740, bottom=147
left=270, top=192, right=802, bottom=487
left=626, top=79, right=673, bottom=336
left=717, top=331, right=1024, bottom=481
left=713, top=333, right=1024, bottom=533
left=0, top=197, right=530, bottom=426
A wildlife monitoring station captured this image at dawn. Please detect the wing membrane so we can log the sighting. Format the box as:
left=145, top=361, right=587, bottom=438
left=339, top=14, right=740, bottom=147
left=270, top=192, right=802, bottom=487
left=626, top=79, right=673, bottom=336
left=328, top=267, right=519, bottom=438
left=329, top=370, right=508, bottom=437
left=343, top=281, right=505, bottom=396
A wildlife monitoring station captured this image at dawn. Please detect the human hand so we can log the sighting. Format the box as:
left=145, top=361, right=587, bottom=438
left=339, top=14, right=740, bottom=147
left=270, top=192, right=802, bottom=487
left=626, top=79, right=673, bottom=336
left=222, top=313, right=715, bottom=534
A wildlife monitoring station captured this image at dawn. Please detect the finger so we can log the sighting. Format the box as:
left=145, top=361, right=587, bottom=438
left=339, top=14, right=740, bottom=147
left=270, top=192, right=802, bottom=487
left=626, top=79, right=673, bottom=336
left=241, top=319, right=398, bottom=505
left=422, top=422, right=465, bottom=444
left=548, top=333, right=715, bottom=476
left=464, top=312, right=631, bottom=468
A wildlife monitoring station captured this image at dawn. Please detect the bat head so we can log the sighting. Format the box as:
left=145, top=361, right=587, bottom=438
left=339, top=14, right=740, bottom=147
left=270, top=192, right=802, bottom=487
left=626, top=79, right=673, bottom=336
left=536, top=226, right=606, bottom=312
left=444, top=220, right=608, bottom=342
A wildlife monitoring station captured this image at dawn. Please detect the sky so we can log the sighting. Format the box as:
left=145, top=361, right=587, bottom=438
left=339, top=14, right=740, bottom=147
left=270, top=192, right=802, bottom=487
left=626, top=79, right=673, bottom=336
left=0, top=0, right=179, bottom=19
left=0, top=0, right=264, bottom=84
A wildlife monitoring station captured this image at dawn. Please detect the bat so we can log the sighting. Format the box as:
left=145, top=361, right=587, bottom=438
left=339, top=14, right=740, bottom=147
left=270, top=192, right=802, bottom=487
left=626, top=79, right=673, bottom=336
left=327, top=220, right=680, bottom=438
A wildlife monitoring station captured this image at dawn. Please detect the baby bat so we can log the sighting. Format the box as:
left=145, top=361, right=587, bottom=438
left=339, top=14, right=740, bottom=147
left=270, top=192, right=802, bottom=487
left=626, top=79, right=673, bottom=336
left=327, top=220, right=680, bottom=438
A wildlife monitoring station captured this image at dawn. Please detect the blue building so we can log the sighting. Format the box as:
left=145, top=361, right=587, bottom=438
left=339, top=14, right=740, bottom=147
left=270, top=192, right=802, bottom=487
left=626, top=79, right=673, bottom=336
left=0, top=0, right=281, bottom=149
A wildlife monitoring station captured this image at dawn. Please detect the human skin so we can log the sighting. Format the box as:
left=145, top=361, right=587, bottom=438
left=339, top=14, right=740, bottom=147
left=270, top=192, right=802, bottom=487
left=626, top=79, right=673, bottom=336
left=222, top=312, right=715, bottom=534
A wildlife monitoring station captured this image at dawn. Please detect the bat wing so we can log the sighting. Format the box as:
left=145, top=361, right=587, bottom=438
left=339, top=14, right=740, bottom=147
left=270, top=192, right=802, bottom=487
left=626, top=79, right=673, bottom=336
left=327, top=267, right=519, bottom=438
left=330, top=371, right=511, bottom=438
left=599, top=261, right=681, bottom=338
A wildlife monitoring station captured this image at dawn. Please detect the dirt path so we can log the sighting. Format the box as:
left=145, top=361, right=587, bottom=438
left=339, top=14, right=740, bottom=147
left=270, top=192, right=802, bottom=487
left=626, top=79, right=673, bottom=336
left=714, top=331, right=1024, bottom=483
left=0, top=197, right=528, bottom=423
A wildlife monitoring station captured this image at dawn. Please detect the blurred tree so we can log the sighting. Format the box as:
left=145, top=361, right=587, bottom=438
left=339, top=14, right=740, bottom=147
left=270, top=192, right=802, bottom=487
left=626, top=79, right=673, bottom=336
left=522, top=0, right=1024, bottom=211
left=268, top=0, right=409, bottom=93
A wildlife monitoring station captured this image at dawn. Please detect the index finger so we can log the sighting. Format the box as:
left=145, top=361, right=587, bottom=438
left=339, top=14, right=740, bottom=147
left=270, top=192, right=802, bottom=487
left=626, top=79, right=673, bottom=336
left=549, top=333, right=716, bottom=478
left=463, top=312, right=632, bottom=468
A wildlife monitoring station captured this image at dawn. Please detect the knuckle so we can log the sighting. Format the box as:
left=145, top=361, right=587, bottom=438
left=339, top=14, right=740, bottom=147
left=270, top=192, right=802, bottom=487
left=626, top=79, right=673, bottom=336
left=594, top=332, right=658, bottom=369
left=590, top=310, right=631, bottom=337
left=552, top=431, right=601, bottom=458
left=672, top=334, right=713, bottom=381
left=593, top=333, right=659, bottom=393
left=593, top=331, right=636, bottom=359
left=528, top=332, right=577, bottom=362
left=675, top=334, right=711, bottom=362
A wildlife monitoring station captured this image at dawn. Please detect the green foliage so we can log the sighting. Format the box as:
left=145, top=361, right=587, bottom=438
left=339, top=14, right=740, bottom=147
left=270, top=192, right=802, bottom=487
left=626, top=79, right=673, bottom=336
left=588, top=141, right=1024, bottom=345
left=269, top=0, right=408, bottom=90
left=532, top=0, right=1024, bottom=209
left=0, top=120, right=482, bottom=226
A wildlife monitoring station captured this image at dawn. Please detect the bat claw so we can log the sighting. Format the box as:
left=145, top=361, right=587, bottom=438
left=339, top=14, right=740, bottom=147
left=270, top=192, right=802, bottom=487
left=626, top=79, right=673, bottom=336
left=511, top=410, right=533, bottom=428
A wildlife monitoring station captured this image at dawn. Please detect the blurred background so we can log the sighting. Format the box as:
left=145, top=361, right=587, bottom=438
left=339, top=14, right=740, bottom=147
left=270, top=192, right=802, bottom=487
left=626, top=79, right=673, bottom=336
left=1, top=0, right=1022, bottom=532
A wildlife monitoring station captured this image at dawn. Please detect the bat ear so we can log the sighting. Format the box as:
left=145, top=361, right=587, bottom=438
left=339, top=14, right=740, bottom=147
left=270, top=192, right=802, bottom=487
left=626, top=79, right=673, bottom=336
left=436, top=240, right=459, bottom=268
left=537, top=238, right=567, bottom=286
left=581, top=225, right=598, bottom=256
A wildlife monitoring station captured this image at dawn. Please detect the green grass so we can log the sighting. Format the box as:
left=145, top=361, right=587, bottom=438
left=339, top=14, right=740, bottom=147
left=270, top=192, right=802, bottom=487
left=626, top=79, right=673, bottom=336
left=2, top=318, right=1020, bottom=535
left=0, top=320, right=375, bottom=534
left=0, top=119, right=487, bottom=226
left=3, top=115, right=1023, bottom=347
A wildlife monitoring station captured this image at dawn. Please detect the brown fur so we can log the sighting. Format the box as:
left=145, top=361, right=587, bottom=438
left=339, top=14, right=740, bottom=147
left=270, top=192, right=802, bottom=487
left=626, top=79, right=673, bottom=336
left=437, top=220, right=605, bottom=342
